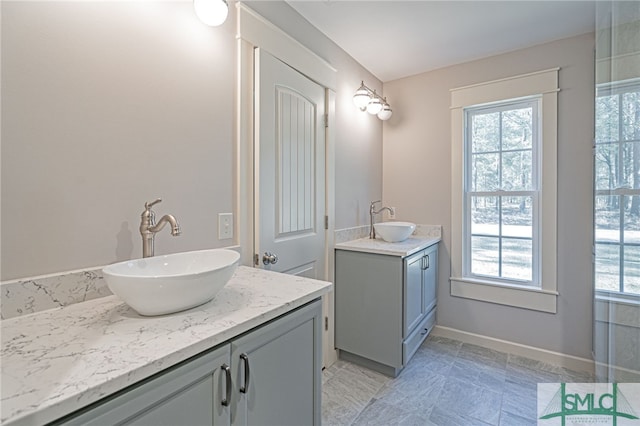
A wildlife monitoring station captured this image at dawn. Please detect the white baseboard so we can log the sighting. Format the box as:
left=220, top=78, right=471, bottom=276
left=432, top=325, right=595, bottom=375
left=594, top=360, right=640, bottom=382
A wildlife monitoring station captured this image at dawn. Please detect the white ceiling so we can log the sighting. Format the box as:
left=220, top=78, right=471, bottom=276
left=287, top=1, right=597, bottom=82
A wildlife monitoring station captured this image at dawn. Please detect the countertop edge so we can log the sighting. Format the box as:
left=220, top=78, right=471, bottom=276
left=335, top=237, right=441, bottom=257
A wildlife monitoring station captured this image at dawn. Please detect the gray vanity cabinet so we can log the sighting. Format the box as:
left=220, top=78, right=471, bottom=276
left=335, top=243, right=438, bottom=377
left=56, top=300, right=321, bottom=426
left=231, top=300, right=321, bottom=426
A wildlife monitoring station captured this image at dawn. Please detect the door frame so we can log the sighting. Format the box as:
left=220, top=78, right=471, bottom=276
left=236, top=4, right=338, bottom=367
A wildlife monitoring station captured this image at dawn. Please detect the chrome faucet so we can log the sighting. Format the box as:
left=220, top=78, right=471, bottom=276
left=369, top=200, right=395, bottom=239
left=140, top=198, right=181, bottom=258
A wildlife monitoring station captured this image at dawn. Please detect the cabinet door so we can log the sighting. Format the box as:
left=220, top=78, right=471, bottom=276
left=404, top=251, right=424, bottom=337
left=422, top=245, right=438, bottom=315
left=58, top=345, right=232, bottom=426
left=335, top=249, right=403, bottom=368
left=231, top=300, right=321, bottom=426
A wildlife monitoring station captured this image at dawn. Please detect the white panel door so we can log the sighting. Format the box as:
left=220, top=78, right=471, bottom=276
left=255, top=48, right=326, bottom=278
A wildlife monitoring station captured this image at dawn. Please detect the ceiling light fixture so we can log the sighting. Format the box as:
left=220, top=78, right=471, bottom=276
left=352, top=81, right=393, bottom=121
left=194, top=0, right=229, bottom=27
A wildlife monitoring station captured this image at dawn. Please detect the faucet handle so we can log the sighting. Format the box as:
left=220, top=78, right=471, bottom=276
left=370, top=200, right=381, bottom=210
left=144, top=198, right=162, bottom=211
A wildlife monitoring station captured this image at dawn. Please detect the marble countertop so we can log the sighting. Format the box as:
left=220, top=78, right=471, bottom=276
left=335, top=236, right=440, bottom=257
left=1, top=266, right=332, bottom=426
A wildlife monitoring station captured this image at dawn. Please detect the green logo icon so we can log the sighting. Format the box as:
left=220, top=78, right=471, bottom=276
left=539, top=383, right=639, bottom=425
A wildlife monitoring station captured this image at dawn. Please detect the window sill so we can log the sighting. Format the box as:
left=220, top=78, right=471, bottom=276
left=450, top=277, right=558, bottom=313
left=595, top=291, right=640, bottom=306
left=594, top=291, right=640, bottom=327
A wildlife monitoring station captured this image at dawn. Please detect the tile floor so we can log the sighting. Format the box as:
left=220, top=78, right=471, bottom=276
left=322, top=335, right=594, bottom=426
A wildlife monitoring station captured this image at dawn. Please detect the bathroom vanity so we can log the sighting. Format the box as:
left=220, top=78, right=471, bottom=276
left=335, top=236, right=439, bottom=377
left=1, top=266, right=331, bottom=426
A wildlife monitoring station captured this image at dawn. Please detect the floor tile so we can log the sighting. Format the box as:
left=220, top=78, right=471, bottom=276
left=351, top=398, right=432, bottom=426
left=499, top=410, right=537, bottom=426
left=501, top=380, right=538, bottom=421
left=322, top=336, right=594, bottom=426
left=420, top=335, right=462, bottom=358
left=375, top=371, right=445, bottom=415
left=458, top=343, right=508, bottom=369
left=505, top=362, right=561, bottom=390
left=429, top=406, right=493, bottom=426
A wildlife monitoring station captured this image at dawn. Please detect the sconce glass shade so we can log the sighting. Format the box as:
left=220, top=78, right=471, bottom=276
left=366, top=95, right=383, bottom=115
left=194, top=0, right=228, bottom=26
left=353, top=83, right=371, bottom=110
left=377, top=102, right=393, bottom=120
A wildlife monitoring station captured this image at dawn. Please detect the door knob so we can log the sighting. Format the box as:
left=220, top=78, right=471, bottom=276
left=263, top=252, right=278, bottom=265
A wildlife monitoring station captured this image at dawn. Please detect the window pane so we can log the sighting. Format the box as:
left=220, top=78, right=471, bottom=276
left=624, top=245, right=640, bottom=295
left=595, top=144, right=619, bottom=190
left=595, top=94, right=619, bottom=143
left=595, top=195, right=621, bottom=243
left=472, top=112, right=500, bottom=153
left=471, top=196, right=499, bottom=236
left=622, top=141, right=639, bottom=188
left=502, top=107, right=533, bottom=150
left=465, top=100, right=540, bottom=288
left=502, top=150, right=533, bottom=191
left=471, top=236, right=499, bottom=277
left=502, top=196, right=532, bottom=238
left=622, top=91, right=640, bottom=142
left=625, top=195, right=640, bottom=244
left=502, top=238, right=532, bottom=281
left=471, top=153, right=499, bottom=191
left=595, top=243, right=621, bottom=292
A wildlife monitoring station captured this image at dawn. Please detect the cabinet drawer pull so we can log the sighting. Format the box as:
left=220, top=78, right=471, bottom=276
left=221, top=364, right=231, bottom=406
left=421, top=328, right=429, bottom=336
left=421, top=255, right=429, bottom=270
left=239, top=353, right=250, bottom=394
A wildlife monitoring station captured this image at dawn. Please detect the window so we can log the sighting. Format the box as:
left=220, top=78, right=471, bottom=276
left=450, top=68, right=558, bottom=313
left=465, top=99, right=540, bottom=285
left=594, top=80, right=640, bottom=297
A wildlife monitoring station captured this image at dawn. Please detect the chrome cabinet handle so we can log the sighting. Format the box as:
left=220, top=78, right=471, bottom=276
left=262, top=252, right=278, bottom=265
left=221, top=364, right=231, bottom=406
left=239, top=353, right=250, bottom=393
left=426, top=254, right=430, bottom=269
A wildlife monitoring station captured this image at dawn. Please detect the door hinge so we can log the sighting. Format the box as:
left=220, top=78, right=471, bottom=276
left=324, top=316, right=329, bottom=331
left=324, top=114, right=329, bottom=128
left=324, top=215, right=329, bottom=230
left=254, top=253, right=259, bottom=266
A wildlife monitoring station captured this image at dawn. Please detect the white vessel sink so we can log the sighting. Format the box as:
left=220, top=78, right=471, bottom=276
left=103, top=249, right=240, bottom=316
left=374, top=221, right=416, bottom=243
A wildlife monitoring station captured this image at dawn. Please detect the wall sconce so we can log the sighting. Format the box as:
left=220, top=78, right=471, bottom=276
left=194, top=0, right=229, bottom=26
left=353, top=81, right=393, bottom=121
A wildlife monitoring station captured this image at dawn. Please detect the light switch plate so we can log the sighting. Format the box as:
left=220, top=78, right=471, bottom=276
left=218, top=213, right=233, bottom=240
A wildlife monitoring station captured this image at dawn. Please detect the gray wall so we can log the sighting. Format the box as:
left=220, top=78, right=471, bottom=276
left=382, top=33, right=595, bottom=359
left=1, top=1, right=383, bottom=280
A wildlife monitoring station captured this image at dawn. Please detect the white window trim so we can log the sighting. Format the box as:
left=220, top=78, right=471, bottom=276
left=450, top=68, right=559, bottom=313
